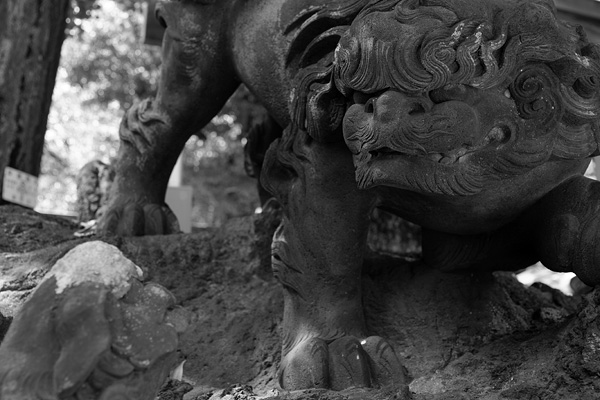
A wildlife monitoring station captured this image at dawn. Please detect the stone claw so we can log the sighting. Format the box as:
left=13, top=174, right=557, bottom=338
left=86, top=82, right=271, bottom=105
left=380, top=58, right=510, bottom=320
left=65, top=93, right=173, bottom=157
left=279, top=335, right=407, bottom=391
left=98, top=201, right=180, bottom=236
left=279, top=338, right=329, bottom=389
left=361, top=336, right=408, bottom=388
left=328, top=336, right=372, bottom=390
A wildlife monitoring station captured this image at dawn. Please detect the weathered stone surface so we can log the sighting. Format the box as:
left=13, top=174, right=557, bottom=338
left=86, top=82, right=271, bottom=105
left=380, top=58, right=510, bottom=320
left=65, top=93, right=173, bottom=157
left=0, top=205, right=82, bottom=317
left=1, top=206, right=598, bottom=399
left=0, top=238, right=181, bottom=400
left=158, top=379, right=195, bottom=400
left=46, top=241, right=143, bottom=295
left=0, top=289, right=32, bottom=318
left=0, top=205, right=79, bottom=252
left=76, top=160, right=114, bottom=223
left=116, top=214, right=284, bottom=393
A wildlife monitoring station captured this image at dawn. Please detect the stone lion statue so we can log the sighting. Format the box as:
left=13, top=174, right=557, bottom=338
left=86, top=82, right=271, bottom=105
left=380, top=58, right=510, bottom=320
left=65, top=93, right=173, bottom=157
left=92, top=0, right=600, bottom=393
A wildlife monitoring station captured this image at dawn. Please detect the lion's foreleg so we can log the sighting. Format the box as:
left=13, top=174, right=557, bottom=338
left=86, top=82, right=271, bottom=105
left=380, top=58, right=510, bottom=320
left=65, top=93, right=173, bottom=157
left=262, top=126, right=406, bottom=390
left=264, top=125, right=373, bottom=341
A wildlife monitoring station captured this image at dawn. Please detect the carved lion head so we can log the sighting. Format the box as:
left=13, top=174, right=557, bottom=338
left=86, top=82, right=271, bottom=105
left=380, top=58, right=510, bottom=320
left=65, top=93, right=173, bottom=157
left=325, top=0, right=600, bottom=196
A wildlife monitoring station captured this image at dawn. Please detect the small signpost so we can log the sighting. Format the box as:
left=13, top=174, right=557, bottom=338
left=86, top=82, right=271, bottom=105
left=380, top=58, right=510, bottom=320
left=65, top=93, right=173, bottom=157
left=2, top=167, right=38, bottom=209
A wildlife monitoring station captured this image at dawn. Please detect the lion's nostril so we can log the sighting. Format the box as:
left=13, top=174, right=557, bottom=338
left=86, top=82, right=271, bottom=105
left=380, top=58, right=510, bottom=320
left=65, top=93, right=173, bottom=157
left=365, top=98, right=376, bottom=113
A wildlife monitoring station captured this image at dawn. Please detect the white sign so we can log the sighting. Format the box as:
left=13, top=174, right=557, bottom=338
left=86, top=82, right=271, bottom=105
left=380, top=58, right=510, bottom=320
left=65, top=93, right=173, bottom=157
left=2, top=167, right=38, bottom=209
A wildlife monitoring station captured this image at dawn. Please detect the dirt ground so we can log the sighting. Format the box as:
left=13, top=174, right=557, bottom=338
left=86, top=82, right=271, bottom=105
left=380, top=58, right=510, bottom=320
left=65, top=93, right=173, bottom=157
left=1, top=204, right=600, bottom=400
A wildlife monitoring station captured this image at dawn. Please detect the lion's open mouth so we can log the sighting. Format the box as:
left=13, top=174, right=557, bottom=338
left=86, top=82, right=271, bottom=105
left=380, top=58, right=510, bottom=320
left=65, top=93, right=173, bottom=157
left=351, top=122, right=515, bottom=196
left=364, top=122, right=512, bottom=166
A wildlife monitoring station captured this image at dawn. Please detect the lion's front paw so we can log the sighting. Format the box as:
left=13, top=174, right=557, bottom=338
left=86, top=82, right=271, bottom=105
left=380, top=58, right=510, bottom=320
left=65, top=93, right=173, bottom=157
left=98, top=201, right=180, bottom=236
left=279, top=335, right=407, bottom=391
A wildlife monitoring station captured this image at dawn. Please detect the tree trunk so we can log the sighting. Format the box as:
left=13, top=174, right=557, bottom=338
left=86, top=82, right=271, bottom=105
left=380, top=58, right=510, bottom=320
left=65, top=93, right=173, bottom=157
left=0, top=0, right=69, bottom=201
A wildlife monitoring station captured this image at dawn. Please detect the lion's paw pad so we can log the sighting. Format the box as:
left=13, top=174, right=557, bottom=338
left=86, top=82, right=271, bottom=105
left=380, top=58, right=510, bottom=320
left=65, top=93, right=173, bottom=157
left=99, top=202, right=179, bottom=236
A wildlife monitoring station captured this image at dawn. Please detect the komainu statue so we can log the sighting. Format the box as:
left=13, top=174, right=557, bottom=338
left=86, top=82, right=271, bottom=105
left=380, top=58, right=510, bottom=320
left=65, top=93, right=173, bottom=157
left=98, top=0, right=600, bottom=392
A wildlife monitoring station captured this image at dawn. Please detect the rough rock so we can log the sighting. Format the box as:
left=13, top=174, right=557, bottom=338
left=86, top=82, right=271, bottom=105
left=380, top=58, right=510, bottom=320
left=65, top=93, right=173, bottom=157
left=158, top=379, right=195, bottom=400
left=0, top=238, right=181, bottom=400
left=45, top=240, right=144, bottom=295
left=0, top=205, right=599, bottom=399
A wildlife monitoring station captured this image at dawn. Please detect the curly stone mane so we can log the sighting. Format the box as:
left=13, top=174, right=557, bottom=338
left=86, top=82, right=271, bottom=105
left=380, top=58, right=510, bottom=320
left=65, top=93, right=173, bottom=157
left=286, top=0, right=366, bottom=142
left=291, top=0, right=600, bottom=180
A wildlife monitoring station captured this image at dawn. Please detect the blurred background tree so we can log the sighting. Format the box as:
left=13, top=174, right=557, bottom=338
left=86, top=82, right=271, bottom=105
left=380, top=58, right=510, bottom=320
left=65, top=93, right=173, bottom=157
left=0, top=0, right=70, bottom=199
